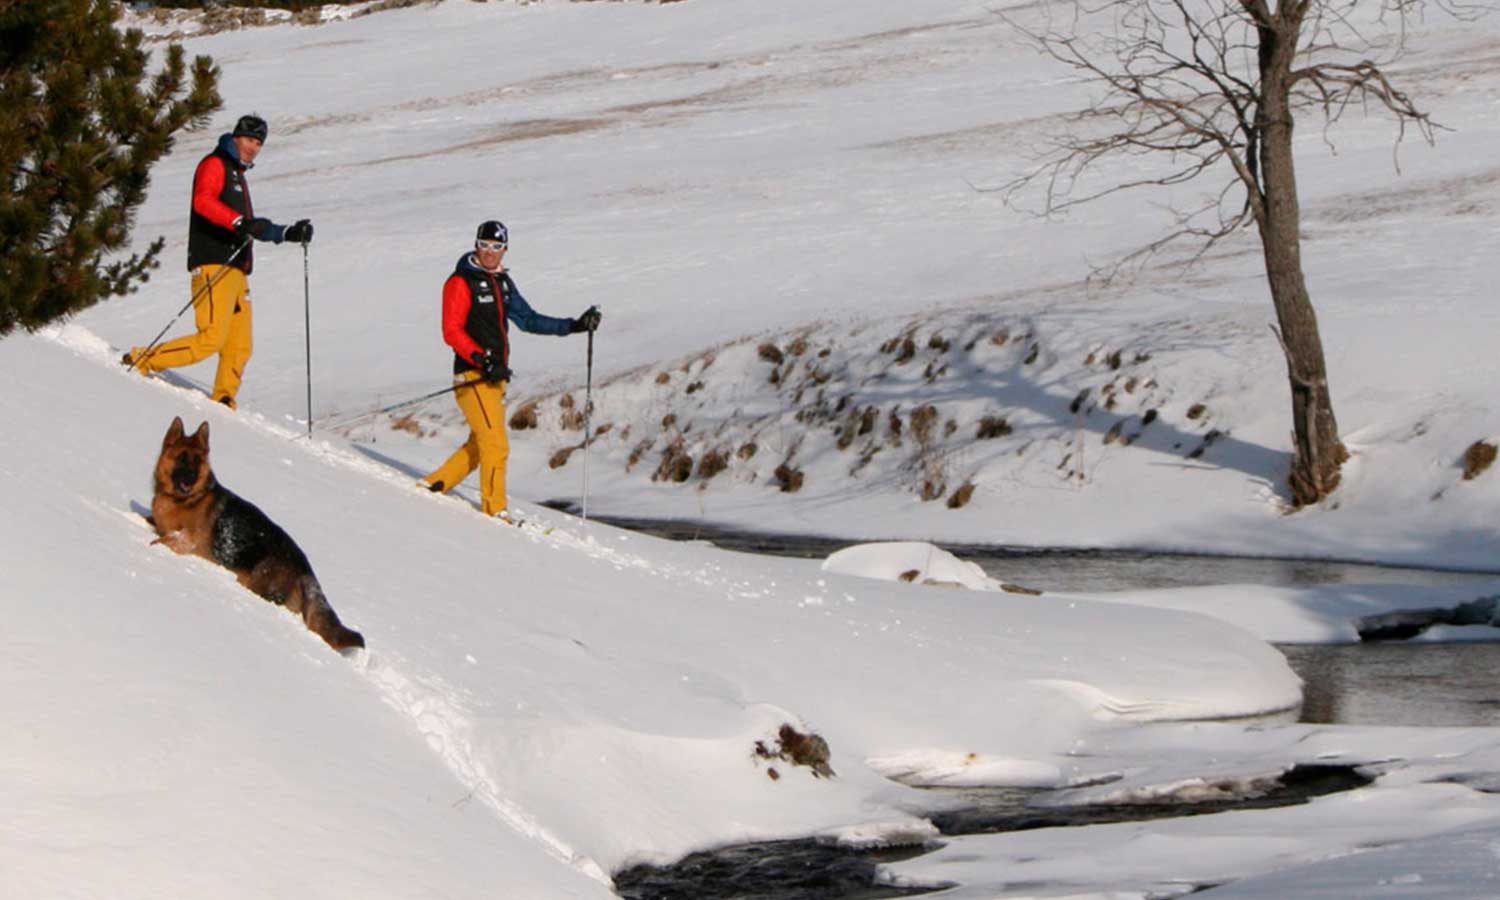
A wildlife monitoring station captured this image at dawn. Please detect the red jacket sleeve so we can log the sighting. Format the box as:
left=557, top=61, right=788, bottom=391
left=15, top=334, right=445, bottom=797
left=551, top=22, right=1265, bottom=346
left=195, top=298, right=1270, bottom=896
left=192, top=156, right=242, bottom=230
left=441, top=274, right=483, bottom=363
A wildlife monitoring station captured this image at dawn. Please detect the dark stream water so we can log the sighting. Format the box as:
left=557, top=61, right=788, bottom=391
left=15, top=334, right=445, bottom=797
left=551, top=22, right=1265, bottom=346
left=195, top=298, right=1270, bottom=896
left=578, top=513, right=1500, bottom=900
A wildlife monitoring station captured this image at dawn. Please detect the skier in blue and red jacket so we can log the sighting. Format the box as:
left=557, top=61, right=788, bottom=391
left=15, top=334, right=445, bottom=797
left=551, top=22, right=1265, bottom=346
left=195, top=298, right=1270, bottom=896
left=421, top=220, right=601, bottom=522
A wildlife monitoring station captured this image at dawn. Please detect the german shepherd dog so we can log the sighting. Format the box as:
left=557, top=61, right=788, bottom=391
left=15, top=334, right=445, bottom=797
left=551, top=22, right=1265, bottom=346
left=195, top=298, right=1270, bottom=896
left=150, top=417, right=365, bottom=652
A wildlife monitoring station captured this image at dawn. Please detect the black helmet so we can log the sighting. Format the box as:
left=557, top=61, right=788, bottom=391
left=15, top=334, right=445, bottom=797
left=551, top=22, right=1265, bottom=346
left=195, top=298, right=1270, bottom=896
left=232, top=114, right=268, bottom=142
left=475, top=220, right=508, bottom=246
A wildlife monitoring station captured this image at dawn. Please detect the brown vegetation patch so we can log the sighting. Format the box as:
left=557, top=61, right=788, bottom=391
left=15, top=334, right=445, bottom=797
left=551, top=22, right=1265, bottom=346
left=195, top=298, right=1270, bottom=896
left=390, top=414, right=425, bottom=437
left=1000, top=582, right=1043, bottom=596
left=697, top=448, right=729, bottom=481
left=626, top=438, right=654, bottom=472
left=774, top=463, right=804, bottom=493
left=1103, top=421, right=1124, bottom=445
left=559, top=393, right=575, bottom=409
left=899, top=569, right=920, bottom=582
left=991, top=328, right=1010, bottom=346
left=655, top=371, right=671, bottom=385
left=509, top=401, right=539, bottom=431
left=653, top=439, right=694, bottom=483
left=920, top=478, right=946, bottom=502
left=560, top=408, right=585, bottom=431
left=928, top=333, right=951, bottom=352
left=911, top=404, right=940, bottom=445
left=1186, top=403, right=1207, bottom=420
left=737, top=442, right=758, bottom=460
left=946, top=483, right=975, bottom=509
left=758, top=343, right=785, bottom=364
left=894, top=337, right=916, bottom=365
left=977, top=416, right=1012, bottom=439
left=788, top=336, right=809, bottom=357
left=1463, top=440, right=1498, bottom=480
left=686, top=380, right=705, bottom=394
left=661, top=413, right=677, bottom=430
left=549, top=447, right=576, bottom=469
left=753, top=724, right=834, bottom=779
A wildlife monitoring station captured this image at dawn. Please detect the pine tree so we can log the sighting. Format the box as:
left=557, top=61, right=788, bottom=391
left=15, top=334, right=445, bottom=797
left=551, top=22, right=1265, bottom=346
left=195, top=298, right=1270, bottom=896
left=0, top=0, right=221, bottom=337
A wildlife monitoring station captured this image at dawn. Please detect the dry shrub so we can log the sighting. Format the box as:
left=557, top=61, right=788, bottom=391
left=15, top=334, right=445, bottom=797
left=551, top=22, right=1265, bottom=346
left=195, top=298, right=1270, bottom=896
left=626, top=437, right=654, bottom=472
left=1107, top=350, right=1123, bottom=370
left=858, top=406, right=877, bottom=436
left=927, top=333, right=951, bottom=352
left=559, top=393, right=575, bottom=409
left=549, top=447, right=575, bottom=469
left=947, top=482, right=975, bottom=509
left=509, top=401, right=539, bottom=431
left=774, top=463, right=804, bottom=493
left=1000, top=582, right=1043, bottom=596
left=1463, top=440, right=1498, bottom=480
left=560, top=408, right=585, bottom=431
left=594, top=422, right=613, bottom=436
left=977, top=415, right=1012, bottom=439
left=1103, top=421, right=1124, bottom=445
left=737, top=442, right=758, bottom=460
left=1070, top=389, right=1091, bottom=415
left=1142, top=408, right=1159, bottom=426
left=991, top=328, right=1010, bottom=346
left=758, top=343, right=785, bottom=364
left=898, top=569, right=920, bottom=582
left=910, top=404, right=940, bottom=445
left=1186, top=403, right=1207, bottom=420
left=686, top=380, right=705, bottom=394
left=697, top=448, right=730, bottom=480
left=752, top=724, right=834, bottom=778
left=653, top=438, right=693, bottom=483
left=655, top=371, right=671, bottom=385
left=788, top=336, right=809, bottom=357
left=920, top=478, right=946, bottom=502
left=944, top=419, right=957, bottom=438
left=662, top=413, right=677, bottom=430
left=1124, top=376, right=1138, bottom=393
left=893, top=336, right=916, bottom=365
left=390, top=414, right=424, bottom=437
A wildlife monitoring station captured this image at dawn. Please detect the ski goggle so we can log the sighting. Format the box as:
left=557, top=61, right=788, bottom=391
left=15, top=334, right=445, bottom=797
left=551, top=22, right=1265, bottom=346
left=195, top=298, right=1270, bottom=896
left=476, top=239, right=508, bottom=251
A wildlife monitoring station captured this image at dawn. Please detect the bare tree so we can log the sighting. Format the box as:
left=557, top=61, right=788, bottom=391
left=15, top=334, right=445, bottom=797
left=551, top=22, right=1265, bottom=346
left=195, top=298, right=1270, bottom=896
left=1005, top=0, right=1467, bottom=506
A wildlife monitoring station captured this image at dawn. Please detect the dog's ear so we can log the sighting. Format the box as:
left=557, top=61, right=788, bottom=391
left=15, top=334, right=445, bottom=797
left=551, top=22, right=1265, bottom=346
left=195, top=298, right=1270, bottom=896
left=164, top=417, right=185, bottom=445
left=191, top=421, right=210, bottom=449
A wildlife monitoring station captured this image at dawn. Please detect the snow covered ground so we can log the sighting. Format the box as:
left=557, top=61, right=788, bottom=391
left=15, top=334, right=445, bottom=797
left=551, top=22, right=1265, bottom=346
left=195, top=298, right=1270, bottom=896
left=6, top=0, right=1500, bottom=896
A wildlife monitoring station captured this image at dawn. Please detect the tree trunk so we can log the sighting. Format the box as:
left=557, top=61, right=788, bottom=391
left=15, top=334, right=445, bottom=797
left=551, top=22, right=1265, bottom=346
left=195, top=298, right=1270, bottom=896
left=1256, top=23, right=1348, bottom=507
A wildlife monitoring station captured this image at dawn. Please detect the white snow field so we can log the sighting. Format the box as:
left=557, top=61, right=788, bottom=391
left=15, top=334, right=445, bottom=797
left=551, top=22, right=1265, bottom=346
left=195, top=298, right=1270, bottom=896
left=4, top=0, right=1500, bottom=897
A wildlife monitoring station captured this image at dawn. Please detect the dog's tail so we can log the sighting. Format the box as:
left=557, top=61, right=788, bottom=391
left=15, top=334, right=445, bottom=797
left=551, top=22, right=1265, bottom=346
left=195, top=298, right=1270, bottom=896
left=294, top=575, right=365, bottom=652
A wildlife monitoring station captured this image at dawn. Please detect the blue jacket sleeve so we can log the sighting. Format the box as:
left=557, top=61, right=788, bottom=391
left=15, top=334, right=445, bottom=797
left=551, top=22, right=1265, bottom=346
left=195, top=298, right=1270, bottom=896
left=504, top=276, right=575, bottom=336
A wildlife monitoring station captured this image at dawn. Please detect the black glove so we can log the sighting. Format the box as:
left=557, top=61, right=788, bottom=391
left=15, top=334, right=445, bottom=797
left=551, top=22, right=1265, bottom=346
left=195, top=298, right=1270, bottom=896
left=471, top=350, right=511, bottom=383
left=571, top=305, right=602, bottom=333
left=234, top=216, right=276, bottom=241
left=284, top=219, right=314, bottom=244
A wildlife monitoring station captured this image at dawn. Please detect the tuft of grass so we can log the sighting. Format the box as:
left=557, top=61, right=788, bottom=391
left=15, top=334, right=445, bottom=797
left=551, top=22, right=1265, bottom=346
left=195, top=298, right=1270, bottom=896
left=653, top=438, right=694, bottom=483
left=758, top=343, right=785, bottom=364
left=977, top=415, right=1011, bottom=439
left=737, top=442, right=758, bottom=460
left=509, top=401, right=539, bottom=431
left=946, top=483, right=975, bottom=509
left=774, top=463, right=804, bottom=493
left=1463, top=440, right=1498, bottom=480
left=697, top=447, right=729, bottom=480
left=549, top=447, right=575, bottom=469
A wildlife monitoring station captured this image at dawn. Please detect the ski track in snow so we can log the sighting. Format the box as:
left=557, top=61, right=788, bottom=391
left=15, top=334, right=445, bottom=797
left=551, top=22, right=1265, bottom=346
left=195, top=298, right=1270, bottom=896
left=352, top=649, right=612, bottom=885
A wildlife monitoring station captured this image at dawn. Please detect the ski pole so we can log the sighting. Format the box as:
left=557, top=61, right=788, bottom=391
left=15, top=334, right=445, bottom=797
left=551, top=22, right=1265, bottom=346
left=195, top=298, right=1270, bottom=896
left=302, top=241, right=313, bottom=439
left=321, top=380, right=478, bottom=429
left=127, top=237, right=253, bottom=368
left=582, top=323, right=595, bottom=523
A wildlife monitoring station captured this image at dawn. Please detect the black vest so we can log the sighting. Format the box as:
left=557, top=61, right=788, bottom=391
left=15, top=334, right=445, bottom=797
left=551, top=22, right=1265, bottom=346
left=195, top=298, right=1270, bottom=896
left=187, top=148, right=254, bottom=274
left=452, top=263, right=514, bottom=374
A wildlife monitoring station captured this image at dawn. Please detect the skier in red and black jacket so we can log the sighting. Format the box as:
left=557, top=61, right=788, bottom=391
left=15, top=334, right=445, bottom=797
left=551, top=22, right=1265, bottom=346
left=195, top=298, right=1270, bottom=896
left=124, top=114, right=313, bottom=409
left=421, top=220, right=601, bottom=522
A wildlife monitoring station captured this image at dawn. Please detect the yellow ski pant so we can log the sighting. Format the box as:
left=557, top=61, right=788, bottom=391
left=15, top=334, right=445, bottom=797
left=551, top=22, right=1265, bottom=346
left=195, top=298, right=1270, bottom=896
left=424, top=371, right=511, bottom=516
left=130, top=265, right=253, bottom=406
